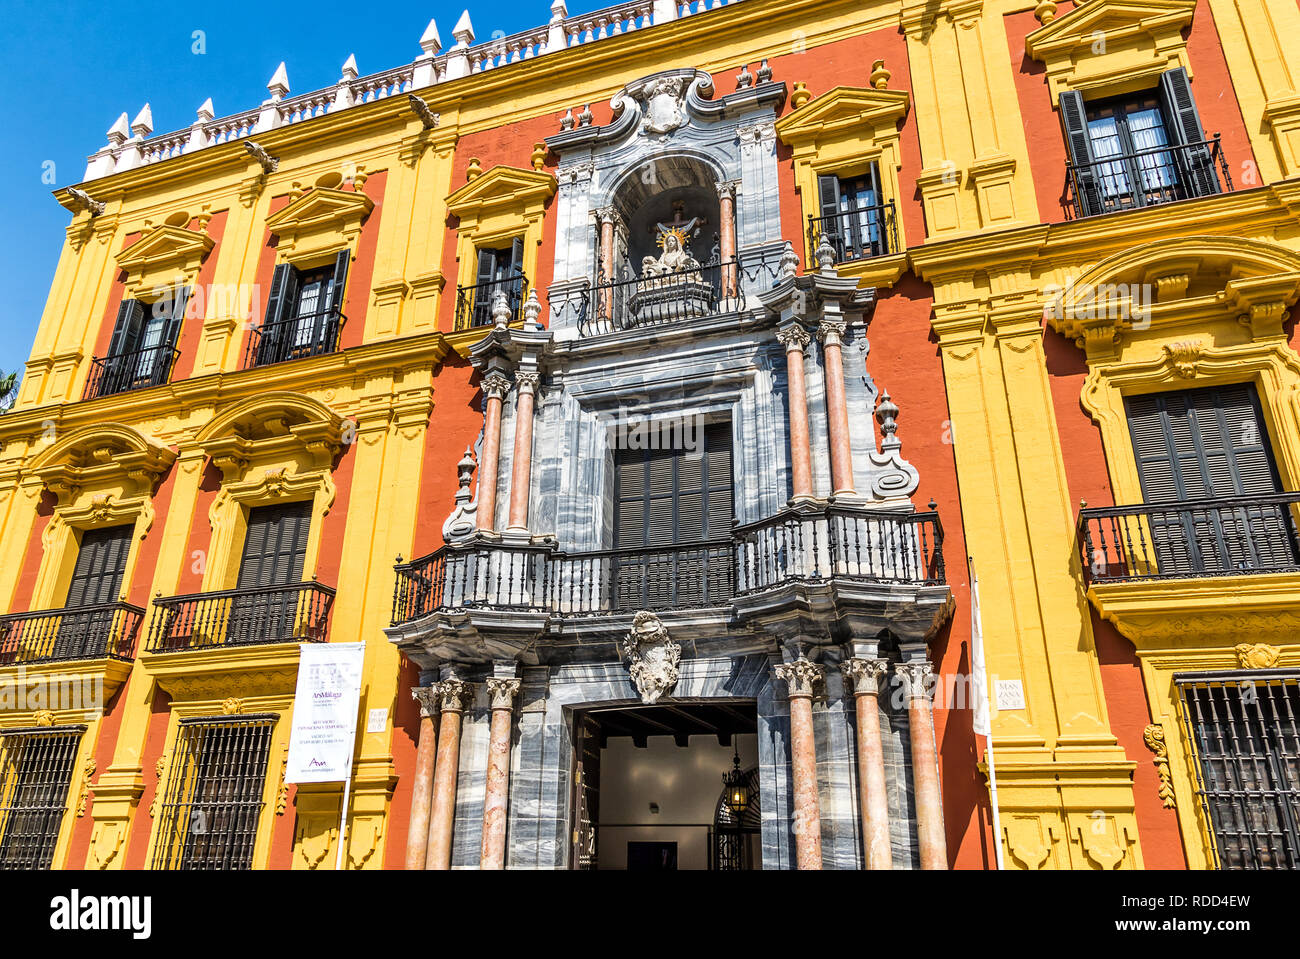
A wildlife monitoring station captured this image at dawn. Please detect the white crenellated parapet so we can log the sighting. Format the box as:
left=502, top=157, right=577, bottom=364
left=78, top=0, right=747, bottom=182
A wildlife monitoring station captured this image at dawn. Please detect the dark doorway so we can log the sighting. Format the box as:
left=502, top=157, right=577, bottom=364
left=569, top=700, right=759, bottom=870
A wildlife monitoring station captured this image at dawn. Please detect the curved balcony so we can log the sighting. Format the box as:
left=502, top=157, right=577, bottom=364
left=391, top=503, right=945, bottom=626
left=146, top=582, right=335, bottom=653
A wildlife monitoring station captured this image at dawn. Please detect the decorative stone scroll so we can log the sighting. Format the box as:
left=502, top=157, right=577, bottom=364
left=622, top=611, right=681, bottom=704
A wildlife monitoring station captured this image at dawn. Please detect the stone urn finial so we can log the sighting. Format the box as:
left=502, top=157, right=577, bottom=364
left=1034, top=1, right=1057, bottom=23
left=790, top=81, right=811, bottom=110
left=466, top=156, right=483, bottom=180
left=816, top=233, right=837, bottom=272
left=870, top=60, right=891, bottom=91
left=779, top=240, right=800, bottom=278
left=523, top=288, right=543, bottom=330
left=491, top=290, right=511, bottom=328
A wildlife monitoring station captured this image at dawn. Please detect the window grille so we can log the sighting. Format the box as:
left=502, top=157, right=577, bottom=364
left=0, top=725, right=85, bottom=869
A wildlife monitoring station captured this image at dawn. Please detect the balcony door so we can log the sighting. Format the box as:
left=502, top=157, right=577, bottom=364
left=613, top=422, right=734, bottom=609
left=53, top=525, right=133, bottom=660
left=1126, top=384, right=1298, bottom=575
left=226, top=502, right=312, bottom=645
left=469, top=238, right=525, bottom=328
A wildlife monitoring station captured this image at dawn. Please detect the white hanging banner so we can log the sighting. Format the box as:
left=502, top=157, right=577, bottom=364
left=285, top=642, right=366, bottom=784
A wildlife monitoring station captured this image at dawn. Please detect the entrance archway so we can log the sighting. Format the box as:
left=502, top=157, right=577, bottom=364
left=570, top=700, right=759, bottom=870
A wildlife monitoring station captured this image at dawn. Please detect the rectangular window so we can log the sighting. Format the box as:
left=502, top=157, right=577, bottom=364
left=225, top=502, right=312, bottom=646
left=612, top=421, right=734, bottom=609
left=151, top=715, right=277, bottom=870
left=1060, top=67, right=1223, bottom=217
left=1124, top=384, right=1298, bottom=575
left=814, top=166, right=890, bottom=262
left=460, top=237, right=525, bottom=329
left=1176, top=672, right=1300, bottom=869
left=0, top=726, right=85, bottom=870
left=253, top=251, right=349, bottom=367
left=92, top=288, right=188, bottom=398
left=53, top=525, right=135, bottom=660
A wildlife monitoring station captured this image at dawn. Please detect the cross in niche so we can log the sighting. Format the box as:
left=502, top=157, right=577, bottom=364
left=653, top=200, right=707, bottom=242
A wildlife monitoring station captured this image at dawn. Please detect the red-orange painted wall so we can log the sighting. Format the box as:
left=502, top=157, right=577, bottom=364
left=171, top=210, right=228, bottom=382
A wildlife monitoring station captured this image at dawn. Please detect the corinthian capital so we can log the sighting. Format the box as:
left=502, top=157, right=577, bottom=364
left=841, top=658, right=889, bottom=696
left=894, top=661, right=934, bottom=702
left=481, top=371, right=511, bottom=402
left=818, top=318, right=847, bottom=347
left=514, top=370, right=540, bottom=395
left=412, top=685, right=441, bottom=717
left=776, top=322, right=810, bottom=353
left=485, top=677, right=522, bottom=710
left=435, top=680, right=474, bottom=712
left=773, top=657, right=824, bottom=699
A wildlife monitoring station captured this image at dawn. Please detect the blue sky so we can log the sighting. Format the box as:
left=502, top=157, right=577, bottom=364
left=0, top=0, right=577, bottom=377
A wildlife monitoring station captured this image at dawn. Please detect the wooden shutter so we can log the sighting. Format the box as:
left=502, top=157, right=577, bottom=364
left=64, top=526, right=134, bottom=608
left=154, top=286, right=189, bottom=383
left=1158, top=67, right=1217, bottom=197
left=1126, top=386, right=1293, bottom=575
left=507, top=237, right=526, bottom=313
left=236, top=502, right=312, bottom=589
left=105, top=299, right=145, bottom=358
left=474, top=248, right=497, bottom=286
left=615, top=424, right=734, bottom=548
left=327, top=250, right=350, bottom=316
left=472, top=248, right=497, bottom=326
left=1059, top=90, right=1101, bottom=216
left=259, top=264, right=298, bottom=362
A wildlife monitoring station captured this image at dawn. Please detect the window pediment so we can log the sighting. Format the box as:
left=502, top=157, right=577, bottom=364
left=196, top=391, right=346, bottom=480
left=264, top=186, right=373, bottom=262
left=1026, top=0, right=1198, bottom=105
left=28, top=422, right=175, bottom=502
left=445, top=165, right=557, bottom=221
left=114, top=225, right=214, bottom=297
left=774, top=86, right=910, bottom=146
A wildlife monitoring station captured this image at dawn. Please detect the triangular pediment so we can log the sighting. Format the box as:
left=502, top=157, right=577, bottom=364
left=775, top=86, right=910, bottom=145
left=1026, top=0, right=1197, bottom=60
left=264, top=186, right=374, bottom=235
left=115, top=224, right=214, bottom=275
left=445, top=165, right=557, bottom=218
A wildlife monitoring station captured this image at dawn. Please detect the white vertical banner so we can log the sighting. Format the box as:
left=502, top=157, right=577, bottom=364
left=285, top=642, right=366, bottom=784
left=968, top=560, right=1004, bottom=870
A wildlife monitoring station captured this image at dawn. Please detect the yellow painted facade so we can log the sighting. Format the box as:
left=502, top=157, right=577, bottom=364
left=1, top=0, right=1299, bottom=870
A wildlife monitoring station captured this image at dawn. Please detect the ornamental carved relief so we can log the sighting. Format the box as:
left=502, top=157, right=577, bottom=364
left=1142, top=724, right=1176, bottom=809
left=1234, top=643, right=1281, bottom=669
left=622, top=611, right=681, bottom=704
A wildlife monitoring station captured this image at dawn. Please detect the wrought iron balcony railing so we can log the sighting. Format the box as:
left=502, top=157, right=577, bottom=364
left=454, top=275, right=528, bottom=331
left=807, top=201, right=897, bottom=263
left=146, top=582, right=335, bottom=653
left=84, top=344, right=179, bottom=399
left=1078, top=493, right=1300, bottom=584
left=0, top=602, right=145, bottom=665
left=243, top=309, right=345, bottom=368
left=391, top=504, right=945, bottom=625
left=1065, top=135, right=1232, bottom=219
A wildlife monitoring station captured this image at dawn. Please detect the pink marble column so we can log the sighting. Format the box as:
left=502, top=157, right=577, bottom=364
left=717, top=181, right=738, bottom=298
left=897, top=661, right=948, bottom=870
left=506, top=370, right=539, bottom=535
left=425, top=679, right=471, bottom=870
left=479, top=677, right=521, bottom=869
left=777, top=323, right=814, bottom=502
left=597, top=210, right=617, bottom=321
left=841, top=658, right=893, bottom=869
left=819, top=318, right=856, bottom=497
left=404, top=686, right=440, bottom=870
left=774, top=657, right=825, bottom=869
left=476, top=371, right=511, bottom=532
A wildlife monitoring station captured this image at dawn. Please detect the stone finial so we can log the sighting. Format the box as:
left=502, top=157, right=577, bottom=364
left=874, top=391, right=901, bottom=451
left=442, top=445, right=479, bottom=542
left=491, top=290, right=511, bottom=327
left=577, top=104, right=593, bottom=127
left=453, top=9, right=475, bottom=46
left=756, top=59, right=772, bottom=84
left=340, top=53, right=359, bottom=82
left=816, top=232, right=837, bottom=272
left=735, top=63, right=754, bottom=90
left=531, top=141, right=548, bottom=171
left=779, top=239, right=800, bottom=277
left=1034, top=1, right=1057, bottom=24
left=523, top=288, right=543, bottom=330
left=107, top=112, right=131, bottom=146
left=870, top=59, right=891, bottom=90
left=790, top=81, right=811, bottom=110
left=267, top=62, right=290, bottom=100
left=550, top=0, right=568, bottom=19
left=560, top=107, right=575, bottom=131
left=196, top=98, right=215, bottom=123
left=466, top=156, right=483, bottom=180
left=623, top=611, right=681, bottom=704
left=419, top=18, right=442, bottom=55
left=130, top=104, right=153, bottom=138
